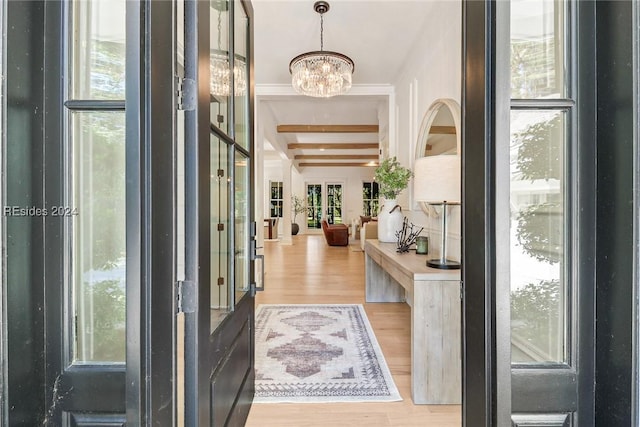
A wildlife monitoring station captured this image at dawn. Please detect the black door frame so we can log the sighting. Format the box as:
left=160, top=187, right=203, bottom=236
left=125, top=0, right=177, bottom=424
left=182, top=0, right=210, bottom=422
left=594, top=1, right=636, bottom=425
left=461, top=1, right=505, bottom=424
left=4, top=1, right=48, bottom=423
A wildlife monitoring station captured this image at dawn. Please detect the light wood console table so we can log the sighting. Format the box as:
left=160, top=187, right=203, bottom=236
left=364, top=239, right=461, bottom=404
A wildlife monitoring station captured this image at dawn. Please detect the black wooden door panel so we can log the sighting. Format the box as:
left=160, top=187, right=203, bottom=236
left=69, top=413, right=127, bottom=427
left=210, top=297, right=255, bottom=427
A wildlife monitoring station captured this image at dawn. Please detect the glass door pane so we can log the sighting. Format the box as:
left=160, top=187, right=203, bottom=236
left=210, top=0, right=230, bottom=134
left=72, top=111, right=126, bottom=363
left=233, top=1, right=249, bottom=150
left=234, top=151, right=249, bottom=303
left=362, top=181, right=379, bottom=217
left=211, top=134, right=230, bottom=332
left=511, top=0, right=566, bottom=99
left=269, top=181, right=283, bottom=217
left=510, top=110, right=566, bottom=364
left=306, top=184, right=322, bottom=229
left=71, top=0, right=126, bottom=100
left=326, top=183, right=343, bottom=224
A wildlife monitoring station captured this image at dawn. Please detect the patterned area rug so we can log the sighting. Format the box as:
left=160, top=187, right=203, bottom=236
left=254, top=304, right=402, bottom=403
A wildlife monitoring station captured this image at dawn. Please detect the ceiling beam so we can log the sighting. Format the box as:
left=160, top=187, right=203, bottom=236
left=429, top=125, right=456, bottom=134
left=294, top=154, right=379, bottom=160
left=298, top=162, right=378, bottom=168
left=277, top=124, right=379, bottom=133
left=287, top=143, right=378, bottom=150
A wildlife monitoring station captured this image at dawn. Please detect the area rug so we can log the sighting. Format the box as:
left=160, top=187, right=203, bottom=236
left=254, top=304, right=402, bottom=403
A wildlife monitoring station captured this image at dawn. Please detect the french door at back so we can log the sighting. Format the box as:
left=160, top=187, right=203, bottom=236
left=306, top=182, right=344, bottom=229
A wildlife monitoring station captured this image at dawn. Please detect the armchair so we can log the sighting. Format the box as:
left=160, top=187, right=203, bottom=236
left=321, top=219, right=349, bottom=246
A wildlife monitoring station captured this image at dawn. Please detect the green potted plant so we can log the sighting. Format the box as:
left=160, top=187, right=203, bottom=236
left=374, top=156, right=413, bottom=200
left=291, top=195, right=306, bottom=235
left=373, top=157, right=413, bottom=242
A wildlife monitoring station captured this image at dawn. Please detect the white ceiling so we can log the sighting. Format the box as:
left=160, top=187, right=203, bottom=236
left=253, top=1, right=437, bottom=85
left=252, top=1, right=441, bottom=167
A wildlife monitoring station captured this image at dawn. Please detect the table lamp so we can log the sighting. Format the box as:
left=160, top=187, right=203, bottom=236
left=413, top=155, right=461, bottom=269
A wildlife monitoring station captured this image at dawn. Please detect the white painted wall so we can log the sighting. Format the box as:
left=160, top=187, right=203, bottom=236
left=391, top=0, right=462, bottom=262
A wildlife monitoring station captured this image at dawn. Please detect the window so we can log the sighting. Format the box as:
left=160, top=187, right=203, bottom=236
left=510, top=0, right=570, bottom=365
left=269, top=181, right=283, bottom=217
left=362, top=181, right=379, bottom=216
left=70, top=0, right=127, bottom=364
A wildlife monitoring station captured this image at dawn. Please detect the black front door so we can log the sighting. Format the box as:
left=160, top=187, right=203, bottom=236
left=181, top=0, right=256, bottom=425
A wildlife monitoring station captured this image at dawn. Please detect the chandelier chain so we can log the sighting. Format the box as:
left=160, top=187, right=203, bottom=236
left=320, top=13, right=324, bottom=51
left=217, top=8, right=222, bottom=50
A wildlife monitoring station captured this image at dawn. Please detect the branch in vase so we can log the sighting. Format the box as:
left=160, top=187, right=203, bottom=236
left=395, top=217, right=424, bottom=253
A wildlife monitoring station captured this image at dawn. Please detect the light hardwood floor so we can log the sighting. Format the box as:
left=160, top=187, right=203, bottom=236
left=245, top=234, right=461, bottom=427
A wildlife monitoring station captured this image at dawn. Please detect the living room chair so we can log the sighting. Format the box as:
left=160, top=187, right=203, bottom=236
left=321, top=219, right=349, bottom=246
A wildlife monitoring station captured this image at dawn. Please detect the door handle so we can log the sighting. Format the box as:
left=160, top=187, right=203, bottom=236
left=250, top=222, right=265, bottom=295
left=254, top=253, right=265, bottom=293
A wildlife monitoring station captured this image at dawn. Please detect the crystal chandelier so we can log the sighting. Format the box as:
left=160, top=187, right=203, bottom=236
left=210, top=52, right=246, bottom=97
left=210, top=1, right=247, bottom=97
left=289, top=1, right=354, bottom=98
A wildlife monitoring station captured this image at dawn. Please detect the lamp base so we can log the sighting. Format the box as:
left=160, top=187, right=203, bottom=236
left=427, top=259, right=461, bottom=270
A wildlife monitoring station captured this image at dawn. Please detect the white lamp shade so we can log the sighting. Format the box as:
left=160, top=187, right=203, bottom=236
left=413, top=155, right=461, bottom=203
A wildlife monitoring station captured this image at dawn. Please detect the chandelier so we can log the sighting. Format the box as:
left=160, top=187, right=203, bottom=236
left=210, top=1, right=247, bottom=97
left=289, top=1, right=354, bottom=98
left=210, top=52, right=246, bottom=97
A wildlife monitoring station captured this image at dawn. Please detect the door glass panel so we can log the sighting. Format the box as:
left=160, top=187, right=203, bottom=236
left=269, top=181, right=283, bottom=217
left=234, top=151, right=249, bottom=303
left=511, top=0, right=566, bottom=99
left=233, top=2, right=249, bottom=149
left=210, top=0, right=230, bottom=134
left=211, top=134, right=230, bottom=332
left=72, top=111, right=126, bottom=363
left=71, top=0, right=126, bottom=100
left=306, top=184, right=322, bottom=229
left=327, top=184, right=343, bottom=224
left=362, top=181, right=379, bottom=217
left=510, top=110, right=566, bottom=364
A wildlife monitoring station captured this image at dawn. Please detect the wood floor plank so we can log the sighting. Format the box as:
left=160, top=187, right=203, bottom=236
left=245, top=235, right=461, bottom=427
